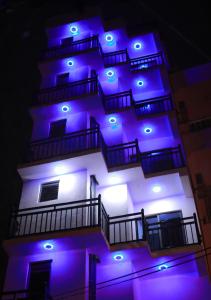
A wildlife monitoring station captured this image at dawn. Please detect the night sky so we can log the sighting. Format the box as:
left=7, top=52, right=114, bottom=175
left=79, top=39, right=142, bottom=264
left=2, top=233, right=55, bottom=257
left=0, top=0, right=210, bottom=289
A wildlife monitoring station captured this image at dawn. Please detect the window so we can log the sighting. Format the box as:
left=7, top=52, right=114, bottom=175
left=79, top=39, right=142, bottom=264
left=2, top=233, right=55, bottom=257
left=56, top=72, right=69, bottom=86
left=61, top=37, right=74, bottom=46
left=49, top=119, right=66, bottom=138
left=39, top=181, right=59, bottom=202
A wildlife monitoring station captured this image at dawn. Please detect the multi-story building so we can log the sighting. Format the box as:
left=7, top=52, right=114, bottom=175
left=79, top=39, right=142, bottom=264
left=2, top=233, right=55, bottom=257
left=171, top=62, right=211, bottom=279
left=1, top=15, right=211, bottom=300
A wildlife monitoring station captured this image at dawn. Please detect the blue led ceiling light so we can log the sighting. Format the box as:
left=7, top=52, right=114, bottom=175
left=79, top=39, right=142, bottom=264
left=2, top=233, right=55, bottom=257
left=109, top=116, right=117, bottom=124
left=105, top=33, right=114, bottom=42
left=61, top=105, right=71, bottom=112
left=137, top=80, right=144, bottom=87
left=67, top=60, right=74, bottom=67
left=158, top=264, right=168, bottom=271
left=144, top=127, right=152, bottom=134
left=70, top=25, right=79, bottom=35
left=134, top=42, right=142, bottom=50
left=106, top=70, right=114, bottom=77
left=114, top=254, right=124, bottom=261
left=152, top=185, right=161, bottom=193
left=43, top=243, right=54, bottom=250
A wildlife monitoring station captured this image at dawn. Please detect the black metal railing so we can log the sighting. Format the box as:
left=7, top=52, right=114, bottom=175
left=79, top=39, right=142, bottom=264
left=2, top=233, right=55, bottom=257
left=8, top=197, right=108, bottom=238
left=140, top=145, right=185, bottom=175
left=146, top=214, right=201, bottom=251
left=133, top=95, right=173, bottom=117
left=105, top=139, right=140, bottom=168
left=41, top=35, right=100, bottom=60
left=102, top=90, right=133, bottom=113
left=109, top=210, right=145, bottom=245
left=102, top=49, right=129, bottom=67
left=29, top=127, right=100, bottom=162
left=130, top=52, right=163, bottom=71
left=37, top=76, right=99, bottom=105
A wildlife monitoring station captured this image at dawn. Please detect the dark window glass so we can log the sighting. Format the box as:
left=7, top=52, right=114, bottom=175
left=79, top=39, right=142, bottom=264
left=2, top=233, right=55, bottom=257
left=40, top=181, right=59, bottom=202
left=56, top=72, right=69, bottom=86
left=49, top=119, right=66, bottom=138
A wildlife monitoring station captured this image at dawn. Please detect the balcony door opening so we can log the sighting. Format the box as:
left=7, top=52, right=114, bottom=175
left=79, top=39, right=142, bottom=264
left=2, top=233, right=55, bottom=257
left=49, top=119, right=66, bottom=138
left=146, top=211, right=185, bottom=250
left=28, top=260, right=52, bottom=300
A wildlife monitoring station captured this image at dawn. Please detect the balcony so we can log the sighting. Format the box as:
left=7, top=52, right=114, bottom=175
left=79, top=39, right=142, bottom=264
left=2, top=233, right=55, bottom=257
left=8, top=196, right=144, bottom=247
left=37, top=76, right=99, bottom=106
left=29, top=127, right=100, bottom=163
left=7, top=197, right=200, bottom=252
left=140, top=145, right=185, bottom=176
left=102, top=49, right=129, bottom=67
left=102, top=90, right=133, bottom=113
left=40, top=35, right=101, bottom=61
left=133, top=95, right=174, bottom=117
left=130, top=52, right=163, bottom=72
left=146, top=214, right=201, bottom=252
left=103, top=139, right=141, bottom=170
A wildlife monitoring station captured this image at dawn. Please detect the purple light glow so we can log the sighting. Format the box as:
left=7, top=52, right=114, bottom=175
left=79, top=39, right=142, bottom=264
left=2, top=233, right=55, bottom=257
left=152, top=185, right=161, bottom=193
left=134, top=42, right=142, bottom=50
left=67, top=60, right=74, bottom=67
left=144, top=127, right=152, bottom=134
left=105, top=33, right=115, bottom=46
left=108, top=116, right=117, bottom=124
left=158, top=264, right=168, bottom=271
left=43, top=243, right=54, bottom=250
left=70, top=25, right=79, bottom=35
left=114, top=254, right=124, bottom=261
left=136, top=80, right=144, bottom=87
left=61, top=105, right=71, bottom=112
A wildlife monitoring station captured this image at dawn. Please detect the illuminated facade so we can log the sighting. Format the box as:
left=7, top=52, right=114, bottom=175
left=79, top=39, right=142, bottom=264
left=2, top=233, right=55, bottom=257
left=1, top=16, right=211, bottom=300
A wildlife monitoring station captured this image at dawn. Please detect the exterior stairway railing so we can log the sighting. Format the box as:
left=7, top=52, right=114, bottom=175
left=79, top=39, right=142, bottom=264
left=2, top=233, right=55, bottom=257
left=40, top=35, right=100, bottom=60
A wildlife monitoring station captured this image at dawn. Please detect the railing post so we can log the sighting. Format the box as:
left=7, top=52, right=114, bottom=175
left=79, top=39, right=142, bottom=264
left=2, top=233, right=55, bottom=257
left=135, top=138, right=140, bottom=161
left=98, top=194, right=101, bottom=227
left=193, top=213, right=201, bottom=244
left=178, top=144, right=185, bottom=166
left=141, top=209, right=146, bottom=240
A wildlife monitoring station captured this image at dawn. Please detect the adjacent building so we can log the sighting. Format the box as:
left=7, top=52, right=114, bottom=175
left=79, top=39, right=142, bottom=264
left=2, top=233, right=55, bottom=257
left=1, top=15, right=211, bottom=300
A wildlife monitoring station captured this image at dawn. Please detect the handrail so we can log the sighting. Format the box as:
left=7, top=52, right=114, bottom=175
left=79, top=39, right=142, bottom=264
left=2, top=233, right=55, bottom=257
left=130, top=51, right=163, bottom=64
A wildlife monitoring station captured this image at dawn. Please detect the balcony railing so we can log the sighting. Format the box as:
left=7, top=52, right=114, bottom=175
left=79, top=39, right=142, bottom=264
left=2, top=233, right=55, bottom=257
left=146, top=214, right=201, bottom=251
left=102, top=90, right=133, bottom=113
left=41, top=35, right=100, bottom=60
left=140, top=145, right=185, bottom=175
left=102, top=49, right=129, bottom=67
left=133, top=95, right=173, bottom=117
left=105, top=139, right=140, bottom=169
left=8, top=195, right=146, bottom=246
left=109, top=210, right=145, bottom=245
left=130, top=52, right=163, bottom=71
left=37, top=76, right=99, bottom=105
left=9, top=197, right=108, bottom=238
left=29, top=127, right=100, bottom=162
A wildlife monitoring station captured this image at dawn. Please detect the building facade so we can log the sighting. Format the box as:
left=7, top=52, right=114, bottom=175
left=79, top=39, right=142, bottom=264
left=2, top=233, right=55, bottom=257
left=1, top=15, right=211, bottom=300
left=171, top=62, right=211, bottom=279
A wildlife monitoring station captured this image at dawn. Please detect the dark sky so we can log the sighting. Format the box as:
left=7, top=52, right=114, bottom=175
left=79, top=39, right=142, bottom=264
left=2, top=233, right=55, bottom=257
left=0, top=0, right=210, bottom=289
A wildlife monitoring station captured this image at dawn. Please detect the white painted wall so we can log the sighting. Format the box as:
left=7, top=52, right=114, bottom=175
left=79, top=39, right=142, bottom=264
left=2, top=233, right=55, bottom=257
left=98, top=184, right=130, bottom=217
left=134, top=195, right=196, bottom=218
left=19, top=169, right=88, bottom=209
